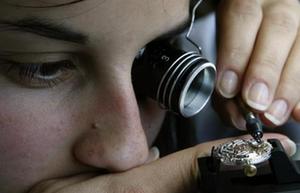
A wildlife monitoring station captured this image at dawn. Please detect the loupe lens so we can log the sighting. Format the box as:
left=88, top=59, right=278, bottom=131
left=132, top=41, right=216, bottom=117
left=178, top=61, right=215, bottom=117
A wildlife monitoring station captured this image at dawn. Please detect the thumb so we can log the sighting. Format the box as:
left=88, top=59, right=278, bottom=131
left=29, top=133, right=296, bottom=193
left=115, top=133, right=296, bottom=193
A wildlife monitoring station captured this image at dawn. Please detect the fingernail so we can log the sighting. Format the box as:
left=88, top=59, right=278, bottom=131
left=231, top=116, right=246, bottom=131
left=282, top=138, right=297, bottom=156
left=218, top=70, right=238, bottom=98
left=296, top=102, right=300, bottom=112
left=146, top=146, right=160, bottom=163
left=151, top=146, right=160, bottom=160
left=264, top=99, right=288, bottom=126
left=246, top=82, right=269, bottom=111
left=295, top=102, right=300, bottom=114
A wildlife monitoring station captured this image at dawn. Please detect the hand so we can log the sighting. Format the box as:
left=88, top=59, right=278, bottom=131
left=216, top=0, right=300, bottom=127
left=28, top=134, right=296, bottom=193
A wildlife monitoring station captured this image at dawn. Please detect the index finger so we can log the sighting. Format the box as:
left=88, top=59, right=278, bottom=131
left=216, top=0, right=263, bottom=98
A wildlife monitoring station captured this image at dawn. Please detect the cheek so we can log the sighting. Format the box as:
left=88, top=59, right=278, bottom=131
left=0, top=90, right=82, bottom=191
left=0, top=105, right=68, bottom=161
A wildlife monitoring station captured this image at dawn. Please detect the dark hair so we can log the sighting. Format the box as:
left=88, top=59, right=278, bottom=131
left=3, top=0, right=86, bottom=8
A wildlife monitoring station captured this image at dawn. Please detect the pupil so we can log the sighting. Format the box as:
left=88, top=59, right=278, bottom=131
left=40, top=63, right=60, bottom=76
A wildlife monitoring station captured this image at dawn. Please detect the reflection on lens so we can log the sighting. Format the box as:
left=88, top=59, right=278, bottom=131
left=184, top=71, right=204, bottom=107
left=179, top=64, right=215, bottom=117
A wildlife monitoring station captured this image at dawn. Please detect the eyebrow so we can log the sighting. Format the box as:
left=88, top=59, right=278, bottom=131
left=0, top=17, right=88, bottom=44
left=5, top=0, right=85, bottom=8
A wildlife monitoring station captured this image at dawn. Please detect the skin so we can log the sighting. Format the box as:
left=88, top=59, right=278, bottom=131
left=216, top=0, right=300, bottom=128
left=0, top=0, right=299, bottom=193
left=0, top=0, right=189, bottom=192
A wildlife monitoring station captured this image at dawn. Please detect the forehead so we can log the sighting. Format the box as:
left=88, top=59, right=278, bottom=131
left=0, top=0, right=105, bottom=18
left=0, top=0, right=189, bottom=47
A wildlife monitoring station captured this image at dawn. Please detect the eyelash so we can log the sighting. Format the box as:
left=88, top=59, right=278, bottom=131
left=1, top=59, right=76, bottom=88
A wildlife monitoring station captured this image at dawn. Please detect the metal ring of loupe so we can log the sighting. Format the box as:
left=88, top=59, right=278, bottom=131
left=132, top=40, right=216, bottom=118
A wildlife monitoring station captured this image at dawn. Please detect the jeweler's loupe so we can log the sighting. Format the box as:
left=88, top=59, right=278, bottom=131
left=132, top=41, right=216, bottom=117
left=132, top=0, right=216, bottom=117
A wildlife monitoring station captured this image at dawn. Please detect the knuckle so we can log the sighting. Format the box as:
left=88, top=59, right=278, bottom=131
left=257, top=52, right=281, bottom=69
left=225, top=45, right=250, bottom=68
left=228, top=0, right=262, bottom=18
left=228, top=45, right=250, bottom=59
left=265, top=5, right=299, bottom=33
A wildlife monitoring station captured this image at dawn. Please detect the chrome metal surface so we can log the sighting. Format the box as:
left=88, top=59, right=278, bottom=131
left=213, top=139, right=273, bottom=166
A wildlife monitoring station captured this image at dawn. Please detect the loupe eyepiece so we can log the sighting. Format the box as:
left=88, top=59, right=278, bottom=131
left=132, top=41, right=216, bottom=117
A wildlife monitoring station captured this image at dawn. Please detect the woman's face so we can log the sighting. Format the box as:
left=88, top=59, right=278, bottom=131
left=0, top=0, right=190, bottom=193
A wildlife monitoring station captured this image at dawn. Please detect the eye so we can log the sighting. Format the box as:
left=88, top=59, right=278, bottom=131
left=0, top=59, right=77, bottom=88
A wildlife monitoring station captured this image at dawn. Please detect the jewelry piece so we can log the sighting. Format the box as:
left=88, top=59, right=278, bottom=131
left=213, top=139, right=273, bottom=177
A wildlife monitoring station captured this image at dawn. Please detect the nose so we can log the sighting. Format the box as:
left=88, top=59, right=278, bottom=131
left=73, top=83, right=150, bottom=172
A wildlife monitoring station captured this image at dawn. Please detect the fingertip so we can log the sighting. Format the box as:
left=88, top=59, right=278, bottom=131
left=264, top=113, right=283, bottom=126
left=262, top=133, right=288, bottom=142
left=229, top=103, right=246, bottom=131
left=231, top=116, right=246, bottom=131
left=280, top=138, right=297, bottom=157
left=259, top=114, right=277, bottom=128
left=292, top=103, right=300, bottom=122
left=145, top=146, right=160, bottom=164
left=263, top=99, right=290, bottom=126
left=224, top=99, right=246, bottom=130
left=244, top=82, right=270, bottom=111
left=262, top=133, right=297, bottom=157
left=217, top=70, right=239, bottom=99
